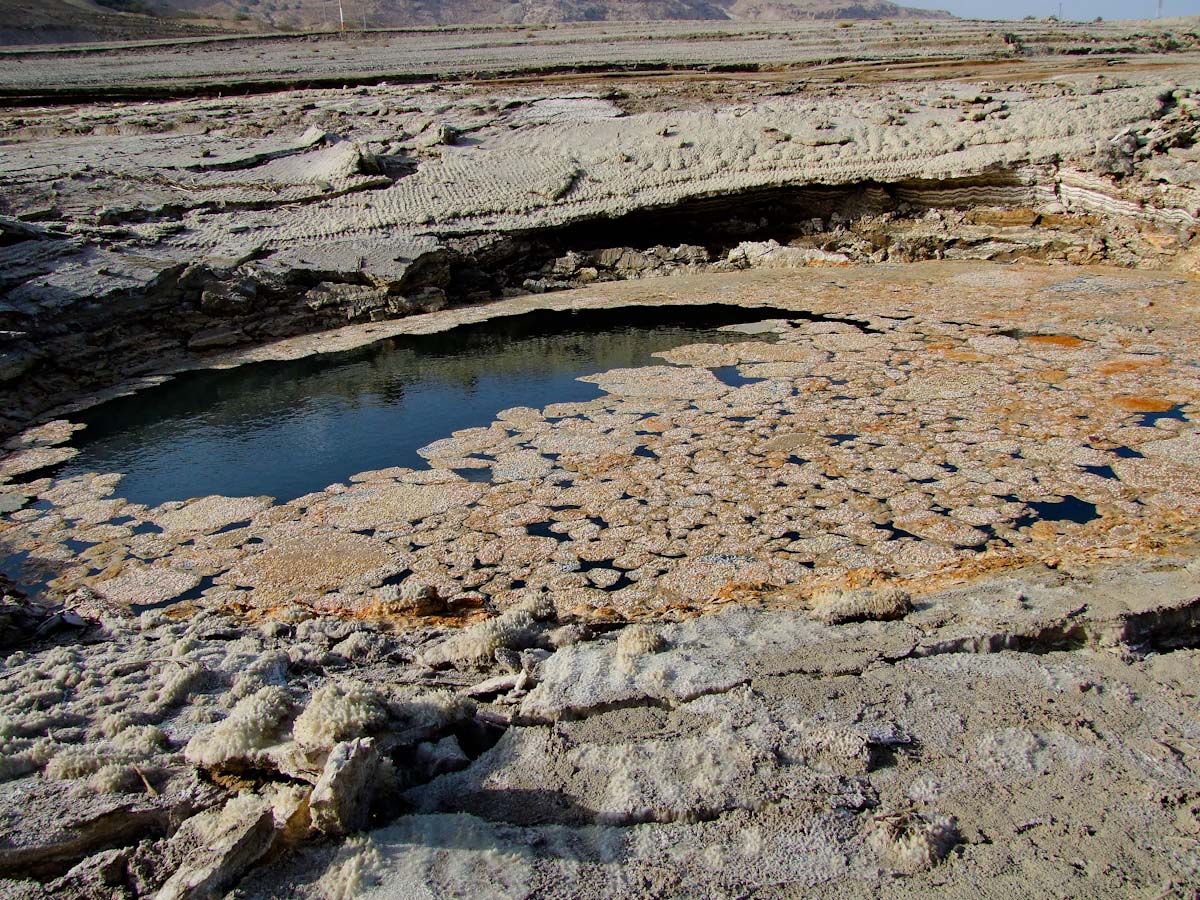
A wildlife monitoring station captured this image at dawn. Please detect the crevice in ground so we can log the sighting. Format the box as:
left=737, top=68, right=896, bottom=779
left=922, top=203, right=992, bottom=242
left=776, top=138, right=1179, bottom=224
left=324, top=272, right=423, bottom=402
left=912, top=594, right=1200, bottom=659
left=1, top=164, right=1184, bottom=441
left=423, top=593, right=1200, bottom=833
left=0, top=61, right=785, bottom=108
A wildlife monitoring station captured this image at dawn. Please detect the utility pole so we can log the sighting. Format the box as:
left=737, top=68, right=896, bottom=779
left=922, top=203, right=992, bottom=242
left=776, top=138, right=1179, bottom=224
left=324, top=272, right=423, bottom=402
left=338, top=0, right=345, bottom=32
left=362, top=2, right=368, bottom=31
left=1158, top=0, right=1164, bottom=18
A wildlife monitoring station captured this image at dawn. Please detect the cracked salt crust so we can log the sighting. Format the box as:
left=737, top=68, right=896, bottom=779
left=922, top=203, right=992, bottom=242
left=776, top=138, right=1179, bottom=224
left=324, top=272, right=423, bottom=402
left=3, top=261, right=1198, bottom=623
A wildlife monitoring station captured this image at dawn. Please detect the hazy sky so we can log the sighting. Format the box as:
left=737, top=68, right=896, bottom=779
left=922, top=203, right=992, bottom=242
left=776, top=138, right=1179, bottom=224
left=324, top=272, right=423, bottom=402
left=919, top=0, right=1199, bottom=19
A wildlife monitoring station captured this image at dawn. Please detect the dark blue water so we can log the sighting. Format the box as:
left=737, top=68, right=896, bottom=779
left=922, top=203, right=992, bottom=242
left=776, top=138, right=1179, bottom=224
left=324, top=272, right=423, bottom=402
left=1135, top=404, right=1189, bottom=428
left=1011, top=496, right=1100, bottom=530
left=50, top=304, right=799, bottom=506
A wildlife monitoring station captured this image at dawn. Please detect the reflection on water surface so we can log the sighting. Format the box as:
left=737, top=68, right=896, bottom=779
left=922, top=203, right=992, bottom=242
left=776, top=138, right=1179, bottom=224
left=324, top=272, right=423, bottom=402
left=55, top=303, right=801, bottom=505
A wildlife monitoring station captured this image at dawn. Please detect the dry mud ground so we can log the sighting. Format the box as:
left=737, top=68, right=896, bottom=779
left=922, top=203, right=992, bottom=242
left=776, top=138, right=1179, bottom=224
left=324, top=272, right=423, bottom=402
left=1, top=19, right=1200, bottom=900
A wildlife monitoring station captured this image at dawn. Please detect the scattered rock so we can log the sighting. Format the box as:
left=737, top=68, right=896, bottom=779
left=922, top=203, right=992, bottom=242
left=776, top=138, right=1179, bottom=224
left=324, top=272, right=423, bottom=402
left=309, top=738, right=380, bottom=836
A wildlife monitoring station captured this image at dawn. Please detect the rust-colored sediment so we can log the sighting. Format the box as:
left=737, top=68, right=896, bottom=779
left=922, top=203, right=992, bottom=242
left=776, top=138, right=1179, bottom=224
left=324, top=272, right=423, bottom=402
left=1023, top=334, right=1088, bottom=349
left=1111, top=396, right=1177, bottom=413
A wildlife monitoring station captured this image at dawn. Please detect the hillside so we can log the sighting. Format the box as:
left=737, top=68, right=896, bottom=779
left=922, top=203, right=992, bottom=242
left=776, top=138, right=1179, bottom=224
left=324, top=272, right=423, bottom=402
left=0, top=0, right=951, bottom=46
left=0, top=0, right=252, bottom=44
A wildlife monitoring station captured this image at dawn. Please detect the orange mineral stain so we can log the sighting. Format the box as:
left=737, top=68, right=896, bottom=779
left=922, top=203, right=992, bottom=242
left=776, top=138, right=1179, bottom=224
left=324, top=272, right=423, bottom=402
left=1024, top=334, right=1087, bottom=349
left=1097, top=357, right=1165, bottom=375
left=943, top=349, right=989, bottom=362
left=1112, top=396, right=1176, bottom=413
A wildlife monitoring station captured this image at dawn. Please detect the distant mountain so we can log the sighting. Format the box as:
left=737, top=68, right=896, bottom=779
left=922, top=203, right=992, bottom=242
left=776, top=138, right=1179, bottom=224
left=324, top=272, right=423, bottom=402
left=722, top=0, right=950, bottom=20
left=159, top=0, right=953, bottom=28
left=0, top=0, right=950, bottom=46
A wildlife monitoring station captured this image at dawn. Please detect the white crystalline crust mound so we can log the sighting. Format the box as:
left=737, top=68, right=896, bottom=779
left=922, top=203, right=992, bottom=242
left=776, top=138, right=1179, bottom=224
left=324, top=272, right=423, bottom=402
left=809, top=587, right=914, bottom=624
left=616, top=623, right=665, bottom=657
left=292, top=682, right=389, bottom=751
left=317, top=837, right=385, bottom=900
left=185, top=685, right=294, bottom=768
left=869, top=811, right=961, bottom=874
left=420, top=594, right=555, bottom=668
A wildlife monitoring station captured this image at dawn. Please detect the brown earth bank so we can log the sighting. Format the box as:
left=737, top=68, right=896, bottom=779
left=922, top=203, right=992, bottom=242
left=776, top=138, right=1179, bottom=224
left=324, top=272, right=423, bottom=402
left=0, top=21, right=1198, bottom=900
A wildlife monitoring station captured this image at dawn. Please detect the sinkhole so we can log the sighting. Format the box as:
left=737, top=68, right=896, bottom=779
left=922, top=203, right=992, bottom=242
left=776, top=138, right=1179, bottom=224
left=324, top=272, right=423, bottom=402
left=44, top=302, right=826, bottom=507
